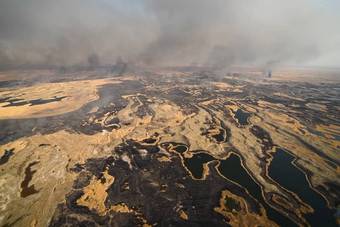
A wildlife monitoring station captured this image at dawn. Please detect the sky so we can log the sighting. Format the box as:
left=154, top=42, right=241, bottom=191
left=0, top=0, right=339, bottom=69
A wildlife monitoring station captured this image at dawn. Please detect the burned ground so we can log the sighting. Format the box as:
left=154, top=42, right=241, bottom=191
left=0, top=67, right=339, bottom=226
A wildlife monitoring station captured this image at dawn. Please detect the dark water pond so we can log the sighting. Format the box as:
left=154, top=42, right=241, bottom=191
left=268, top=148, right=337, bottom=226
left=218, top=154, right=295, bottom=226
left=306, top=127, right=324, bottom=137
left=173, top=145, right=187, bottom=154
left=141, top=138, right=157, bottom=144
left=182, top=151, right=295, bottom=226
left=212, top=129, right=225, bottom=142
left=179, top=146, right=337, bottom=226
left=183, top=153, right=214, bottom=179
left=326, top=160, right=338, bottom=169
left=233, top=109, right=251, bottom=125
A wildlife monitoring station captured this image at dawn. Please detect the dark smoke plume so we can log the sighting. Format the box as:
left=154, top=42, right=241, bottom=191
left=88, top=53, right=100, bottom=68
left=0, top=0, right=339, bottom=69
left=110, top=56, right=128, bottom=77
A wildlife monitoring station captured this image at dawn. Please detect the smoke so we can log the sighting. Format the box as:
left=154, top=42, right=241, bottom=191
left=110, top=56, right=128, bottom=77
left=0, top=0, right=339, bottom=69
left=0, top=0, right=156, bottom=67
left=87, top=53, right=100, bottom=68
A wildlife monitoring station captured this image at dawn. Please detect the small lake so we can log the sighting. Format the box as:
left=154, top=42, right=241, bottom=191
left=233, top=109, right=251, bottom=126
left=173, top=145, right=187, bottom=154
left=182, top=151, right=295, bottom=226
left=217, top=154, right=295, bottom=226
left=177, top=145, right=337, bottom=226
left=183, top=153, right=214, bottom=179
left=268, top=148, right=337, bottom=226
left=212, top=128, right=225, bottom=142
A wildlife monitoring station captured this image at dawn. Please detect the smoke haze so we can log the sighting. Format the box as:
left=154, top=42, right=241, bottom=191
left=0, top=0, right=339, bottom=69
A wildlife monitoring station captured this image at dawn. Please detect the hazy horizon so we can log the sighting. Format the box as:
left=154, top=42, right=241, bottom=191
left=0, top=0, right=339, bottom=70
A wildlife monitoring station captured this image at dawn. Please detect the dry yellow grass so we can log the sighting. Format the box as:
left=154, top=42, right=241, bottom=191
left=0, top=78, right=121, bottom=119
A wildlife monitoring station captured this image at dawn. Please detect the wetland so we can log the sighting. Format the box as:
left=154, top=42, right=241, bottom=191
left=0, top=67, right=339, bottom=226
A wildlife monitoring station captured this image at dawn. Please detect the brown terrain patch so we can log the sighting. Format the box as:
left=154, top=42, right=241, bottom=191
left=77, top=170, right=115, bottom=216
left=0, top=78, right=121, bottom=119
left=214, top=190, right=278, bottom=227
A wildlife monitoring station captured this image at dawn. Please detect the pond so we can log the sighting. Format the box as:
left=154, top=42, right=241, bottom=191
left=268, top=148, right=337, bottom=226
